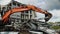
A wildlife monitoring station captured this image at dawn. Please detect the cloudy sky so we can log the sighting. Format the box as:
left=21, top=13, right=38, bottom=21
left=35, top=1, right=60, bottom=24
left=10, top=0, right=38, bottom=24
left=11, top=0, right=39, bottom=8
left=0, top=0, right=60, bottom=22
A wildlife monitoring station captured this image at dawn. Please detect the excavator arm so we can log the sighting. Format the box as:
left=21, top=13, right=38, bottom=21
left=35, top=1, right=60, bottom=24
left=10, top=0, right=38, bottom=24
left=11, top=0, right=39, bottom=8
left=2, top=5, right=52, bottom=23
left=27, top=5, right=52, bottom=22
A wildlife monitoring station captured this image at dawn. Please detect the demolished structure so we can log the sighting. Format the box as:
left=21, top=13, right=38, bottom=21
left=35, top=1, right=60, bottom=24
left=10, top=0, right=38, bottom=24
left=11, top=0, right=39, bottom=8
left=0, top=0, right=52, bottom=34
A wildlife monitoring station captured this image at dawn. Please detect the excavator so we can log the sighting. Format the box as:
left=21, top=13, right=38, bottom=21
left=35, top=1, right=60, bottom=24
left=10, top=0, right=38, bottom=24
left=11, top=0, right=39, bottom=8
left=0, top=3, right=52, bottom=34
left=2, top=5, right=52, bottom=23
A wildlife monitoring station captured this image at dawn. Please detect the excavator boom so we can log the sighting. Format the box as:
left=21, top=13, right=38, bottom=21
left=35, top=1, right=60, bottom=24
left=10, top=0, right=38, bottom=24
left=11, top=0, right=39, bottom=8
left=2, top=5, right=52, bottom=23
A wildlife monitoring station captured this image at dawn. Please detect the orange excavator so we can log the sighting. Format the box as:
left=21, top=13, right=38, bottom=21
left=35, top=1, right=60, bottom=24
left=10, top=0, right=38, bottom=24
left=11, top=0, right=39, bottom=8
left=2, top=5, right=52, bottom=23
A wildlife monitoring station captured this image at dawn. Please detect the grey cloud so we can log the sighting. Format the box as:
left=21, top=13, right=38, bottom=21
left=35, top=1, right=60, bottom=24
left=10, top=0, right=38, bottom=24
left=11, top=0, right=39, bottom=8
left=38, top=0, right=60, bottom=10
left=44, top=0, right=60, bottom=10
